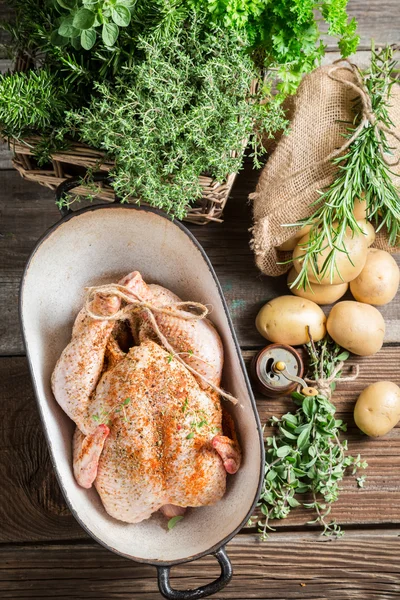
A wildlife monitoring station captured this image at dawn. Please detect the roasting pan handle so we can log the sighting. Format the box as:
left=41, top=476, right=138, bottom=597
left=55, top=173, right=120, bottom=217
left=157, top=546, right=232, bottom=600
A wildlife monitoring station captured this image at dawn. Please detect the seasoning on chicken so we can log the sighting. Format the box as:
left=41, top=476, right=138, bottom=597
left=52, top=271, right=241, bottom=524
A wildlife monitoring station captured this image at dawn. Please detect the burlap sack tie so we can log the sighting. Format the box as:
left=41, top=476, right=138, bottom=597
left=250, top=59, right=400, bottom=277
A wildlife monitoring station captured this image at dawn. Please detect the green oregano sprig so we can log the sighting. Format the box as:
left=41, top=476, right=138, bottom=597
left=256, top=337, right=367, bottom=540
left=258, top=393, right=367, bottom=540
left=54, top=0, right=135, bottom=50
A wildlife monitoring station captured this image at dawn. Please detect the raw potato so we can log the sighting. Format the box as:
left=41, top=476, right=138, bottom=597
left=292, top=226, right=368, bottom=285
left=354, top=381, right=400, bottom=437
left=357, top=219, right=375, bottom=247
left=327, top=301, right=385, bottom=356
left=353, top=196, right=367, bottom=220
left=278, top=224, right=312, bottom=252
left=350, top=248, right=399, bottom=305
left=287, top=267, right=348, bottom=305
left=256, top=295, right=326, bottom=345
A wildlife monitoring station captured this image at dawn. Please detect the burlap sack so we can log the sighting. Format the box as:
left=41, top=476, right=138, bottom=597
left=250, top=63, right=400, bottom=277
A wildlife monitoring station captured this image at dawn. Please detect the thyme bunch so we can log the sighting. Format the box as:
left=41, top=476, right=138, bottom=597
left=290, top=45, right=400, bottom=290
left=66, top=19, right=285, bottom=217
left=256, top=338, right=367, bottom=540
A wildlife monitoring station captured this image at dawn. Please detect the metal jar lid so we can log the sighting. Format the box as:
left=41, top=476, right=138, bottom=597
left=251, top=343, right=305, bottom=398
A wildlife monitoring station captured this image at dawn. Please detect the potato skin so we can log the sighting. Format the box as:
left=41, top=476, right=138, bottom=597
left=256, top=295, right=326, bottom=345
left=287, top=267, right=348, bottom=305
left=292, top=227, right=368, bottom=285
left=354, top=381, right=400, bottom=437
left=357, top=220, right=375, bottom=247
left=350, top=248, right=399, bottom=306
left=327, top=301, right=385, bottom=356
left=353, top=197, right=367, bottom=220
left=278, top=224, right=312, bottom=252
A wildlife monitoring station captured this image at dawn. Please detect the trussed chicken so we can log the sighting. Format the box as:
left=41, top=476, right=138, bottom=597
left=52, top=271, right=241, bottom=523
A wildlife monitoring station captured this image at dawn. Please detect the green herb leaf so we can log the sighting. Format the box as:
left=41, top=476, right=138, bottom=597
left=266, top=469, right=277, bottom=482
left=73, top=8, right=95, bottom=30
left=56, top=0, right=76, bottom=9
left=186, top=432, right=195, bottom=440
left=58, top=16, right=80, bottom=38
left=111, top=5, right=131, bottom=27
left=279, top=427, right=297, bottom=440
left=123, top=397, right=131, bottom=405
left=70, top=35, right=82, bottom=50
left=167, top=515, right=184, bottom=530
left=50, top=30, right=69, bottom=47
left=81, top=28, right=96, bottom=49
left=102, top=21, right=119, bottom=46
left=287, top=496, right=301, bottom=508
left=276, top=445, right=292, bottom=458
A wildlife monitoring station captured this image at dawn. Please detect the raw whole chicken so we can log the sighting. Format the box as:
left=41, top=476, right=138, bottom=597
left=51, top=271, right=241, bottom=524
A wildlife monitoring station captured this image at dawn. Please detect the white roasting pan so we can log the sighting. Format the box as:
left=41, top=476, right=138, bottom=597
left=20, top=175, right=264, bottom=599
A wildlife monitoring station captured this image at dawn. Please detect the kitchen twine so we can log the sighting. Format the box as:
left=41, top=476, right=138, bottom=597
left=282, top=54, right=400, bottom=186
left=304, top=329, right=360, bottom=401
left=326, top=56, right=400, bottom=167
left=84, top=283, right=238, bottom=405
left=304, top=363, right=360, bottom=401
left=309, top=56, right=400, bottom=169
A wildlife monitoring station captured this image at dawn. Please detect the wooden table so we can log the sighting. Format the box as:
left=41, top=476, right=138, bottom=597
left=1, top=2, right=400, bottom=598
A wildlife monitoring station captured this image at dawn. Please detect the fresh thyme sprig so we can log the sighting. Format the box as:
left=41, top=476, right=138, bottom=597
left=181, top=397, right=220, bottom=439
left=256, top=338, right=367, bottom=540
left=290, top=45, right=400, bottom=290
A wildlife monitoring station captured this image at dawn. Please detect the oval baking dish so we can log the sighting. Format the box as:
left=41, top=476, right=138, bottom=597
left=20, top=177, right=264, bottom=599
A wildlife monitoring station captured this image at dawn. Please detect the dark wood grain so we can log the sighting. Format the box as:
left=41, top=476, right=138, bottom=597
left=0, top=357, right=86, bottom=543
left=1, top=169, right=399, bottom=354
left=1, top=350, right=400, bottom=544
left=0, top=1, right=399, bottom=595
left=1, top=532, right=400, bottom=599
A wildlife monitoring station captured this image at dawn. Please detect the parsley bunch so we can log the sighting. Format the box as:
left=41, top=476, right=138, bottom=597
left=191, top=0, right=359, bottom=96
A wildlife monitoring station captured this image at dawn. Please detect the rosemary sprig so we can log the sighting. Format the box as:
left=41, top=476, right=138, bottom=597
left=290, top=45, right=400, bottom=290
left=256, top=338, right=367, bottom=540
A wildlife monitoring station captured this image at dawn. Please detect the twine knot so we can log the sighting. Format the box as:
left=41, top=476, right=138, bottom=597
left=305, top=361, right=360, bottom=401
left=327, top=58, right=400, bottom=166
left=84, top=283, right=238, bottom=404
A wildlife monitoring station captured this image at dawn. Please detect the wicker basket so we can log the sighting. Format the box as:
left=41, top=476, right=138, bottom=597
left=10, top=135, right=244, bottom=224
left=7, top=49, right=257, bottom=224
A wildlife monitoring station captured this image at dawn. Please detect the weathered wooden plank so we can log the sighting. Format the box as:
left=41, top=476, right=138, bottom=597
left=1, top=350, right=399, bottom=544
left=0, top=357, right=87, bottom=543
left=322, top=0, right=400, bottom=50
left=1, top=169, right=400, bottom=353
left=0, top=532, right=400, bottom=599
left=0, top=0, right=399, bottom=53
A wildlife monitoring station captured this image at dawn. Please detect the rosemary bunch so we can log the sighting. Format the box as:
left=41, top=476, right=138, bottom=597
left=256, top=337, right=367, bottom=540
left=290, top=45, right=400, bottom=290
